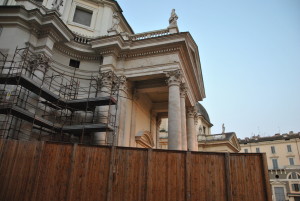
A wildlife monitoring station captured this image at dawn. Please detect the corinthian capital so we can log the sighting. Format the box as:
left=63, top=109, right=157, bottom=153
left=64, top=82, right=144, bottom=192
left=186, top=106, right=196, bottom=118
left=29, top=53, right=50, bottom=72
left=99, top=70, right=114, bottom=87
left=165, top=69, right=182, bottom=87
left=180, top=83, right=188, bottom=98
left=118, top=75, right=127, bottom=91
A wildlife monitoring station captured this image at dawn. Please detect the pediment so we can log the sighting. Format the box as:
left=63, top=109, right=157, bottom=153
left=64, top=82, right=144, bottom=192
left=135, top=130, right=154, bottom=148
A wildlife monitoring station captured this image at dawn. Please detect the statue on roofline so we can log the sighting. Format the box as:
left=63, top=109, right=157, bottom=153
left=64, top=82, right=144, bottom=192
left=52, top=0, right=64, bottom=11
left=222, top=123, right=225, bottom=133
left=109, top=12, right=120, bottom=31
left=168, top=9, right=178, bottom=28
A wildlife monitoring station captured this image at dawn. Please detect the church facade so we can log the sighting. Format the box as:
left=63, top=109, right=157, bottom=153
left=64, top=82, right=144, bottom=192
left=0, top=0, right=240, bottom=152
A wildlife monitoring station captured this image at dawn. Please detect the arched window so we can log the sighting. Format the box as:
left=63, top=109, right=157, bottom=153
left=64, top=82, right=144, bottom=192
left=287, top=172, right=300, bottom=179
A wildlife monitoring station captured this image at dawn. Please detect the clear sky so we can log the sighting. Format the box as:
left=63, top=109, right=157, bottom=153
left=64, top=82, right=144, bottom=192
left=117, top=0, right=300, bottom=139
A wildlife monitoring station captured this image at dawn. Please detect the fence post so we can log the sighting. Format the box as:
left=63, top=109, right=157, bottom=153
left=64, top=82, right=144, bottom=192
left=66, top=143, right=77, bottom=201
left=225, top=153, right=233, bottom=201
left=261, top=153, right=272, bottom=201
left=185, top=151, right=191, bottom=201
left=28, top=141, right=45, bottom=201
left=106, top=146, right=116, bottom=201
left=145, top=148, right=153, bottom=201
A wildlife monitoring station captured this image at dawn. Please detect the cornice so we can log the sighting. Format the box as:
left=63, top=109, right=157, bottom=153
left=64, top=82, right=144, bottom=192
left=119, top=46, right=180, bottom=59
left=0, top=6, right=73, bottom=42
left=54, top=43, right=100, bottom=60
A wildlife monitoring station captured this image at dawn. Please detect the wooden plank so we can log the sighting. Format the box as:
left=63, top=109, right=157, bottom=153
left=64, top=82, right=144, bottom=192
left=225, top=153, right=233, bottom=201
left=66, top=144, right=77, bottom=201
left=106, top=146, right=116, bottom=201
left=24, top=141, right=44, bottom=201
left=0, top=140, right=19, bottom=200
left=10, top=140, right=39, bottom=201
left=261, top=153, right=272, bottom=201
left=185, top=151, right=191, bottom=201
left=145, top=149, right=153, bottom=201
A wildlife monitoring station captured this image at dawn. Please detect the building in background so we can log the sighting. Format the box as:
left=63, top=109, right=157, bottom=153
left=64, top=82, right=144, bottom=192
left=239, top=132, right=300, bottom=201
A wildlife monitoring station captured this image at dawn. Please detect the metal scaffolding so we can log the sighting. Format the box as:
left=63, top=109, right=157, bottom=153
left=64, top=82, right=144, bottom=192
left=0, top=47, right=120, bottom=145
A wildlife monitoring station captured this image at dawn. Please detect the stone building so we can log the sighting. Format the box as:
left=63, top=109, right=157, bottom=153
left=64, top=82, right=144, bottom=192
left=0, top=0, right=211, bottom=151
left=239, top=132, right=300, bottom=201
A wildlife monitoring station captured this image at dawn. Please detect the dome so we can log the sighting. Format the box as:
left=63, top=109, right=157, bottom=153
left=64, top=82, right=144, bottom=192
left=195, top=102, right=211, bottom=124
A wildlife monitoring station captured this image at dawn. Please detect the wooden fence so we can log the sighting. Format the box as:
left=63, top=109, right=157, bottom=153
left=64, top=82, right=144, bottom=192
left=0, top=139, right=272, bottom=201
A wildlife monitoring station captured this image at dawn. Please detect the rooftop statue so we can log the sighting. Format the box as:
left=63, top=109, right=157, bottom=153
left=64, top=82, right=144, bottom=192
left=109, top=12, right=120, bottom=31
left=168, top=9, right=178, bottom=28
left=222, top=123, right=225, bottom=133
left=52, top=0, right=63, bottom=11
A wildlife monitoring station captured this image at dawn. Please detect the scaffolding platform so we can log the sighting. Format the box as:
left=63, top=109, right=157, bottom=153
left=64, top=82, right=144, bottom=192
left=0, top=73, right=117, bottom=110
left=0, top=104, right=113, bottom=135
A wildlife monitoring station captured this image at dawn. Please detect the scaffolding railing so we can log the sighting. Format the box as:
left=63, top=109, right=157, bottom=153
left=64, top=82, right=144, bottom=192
left=0, top=47, right=120, bottom=145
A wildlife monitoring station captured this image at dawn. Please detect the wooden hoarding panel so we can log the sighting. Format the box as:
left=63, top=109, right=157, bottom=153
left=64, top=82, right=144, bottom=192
left=190, top=153, right=227, bottom=201
left=67, top=145, right=111, bottom=201
left=0, top=140, right=272, bottom=201
left=111, top=148, right=148, bottom=201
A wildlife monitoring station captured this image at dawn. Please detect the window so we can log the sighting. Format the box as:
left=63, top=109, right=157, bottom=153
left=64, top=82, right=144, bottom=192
left=244, top=149, right=248, bottom=153
left=203, top=126, right=206, bottom=134
left=256, top=148, right=260, bottom=153
left=292, top=184, right=300, bottom=192
left=272, top=159, right=279, bottom=169
left=287, top=145, right=292, bottom=152
left=288, top=172, right=300, bottom=179
left=73, top=7, right=93, bottom=27
left=69, top=59, right=80, bottom=68
left=274, top=187, right=285, bottom=201
left=289, top=158, right=295, bottom=165
left=271, top=146, right=276, bottom=154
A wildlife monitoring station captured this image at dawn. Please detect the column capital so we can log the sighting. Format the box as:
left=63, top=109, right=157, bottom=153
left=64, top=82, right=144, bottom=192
left=194, top=115, right=199, bottom=125
left=165, top=69, right=182, bottom=87
left=187, top=106, right=196, bottom=118
left=118, top=75, right=127, bottom=92
left=99, top=70, right=114, bottom=87
left=180, top=83, right=188, bottom=98
left=29, top=53, right=50, bottom=72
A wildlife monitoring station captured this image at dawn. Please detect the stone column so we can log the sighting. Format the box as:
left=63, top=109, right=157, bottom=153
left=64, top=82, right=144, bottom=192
left=180, top=83, right=188, bottom=151
left=186, top=106, right=197, bottom=151
left=166, top=70, right=182, bottom=150
left=150, top=112, right=157, bottom=148
left=156, top=118, right=162, bottom=149
left=93, top=71, right=113, bottom=145
left=194, top=114, right=199, bottom=150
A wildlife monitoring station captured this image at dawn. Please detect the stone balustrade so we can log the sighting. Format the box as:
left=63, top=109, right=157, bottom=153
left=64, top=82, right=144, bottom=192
left=129, top=29, right=171, bottom=41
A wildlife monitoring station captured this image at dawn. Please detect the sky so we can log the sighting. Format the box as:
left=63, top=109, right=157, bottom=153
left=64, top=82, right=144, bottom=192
left=117, top=0, right=300, bottom=139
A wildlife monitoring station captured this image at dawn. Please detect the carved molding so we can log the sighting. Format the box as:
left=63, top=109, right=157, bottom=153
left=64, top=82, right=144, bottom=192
left=54, top=44, right=101, bottom=61
left=119, top=47, right=180, bottom=59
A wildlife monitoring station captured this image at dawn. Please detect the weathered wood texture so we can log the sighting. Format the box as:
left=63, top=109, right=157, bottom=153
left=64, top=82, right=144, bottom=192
left=0, top=139, right=272, bottom=201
